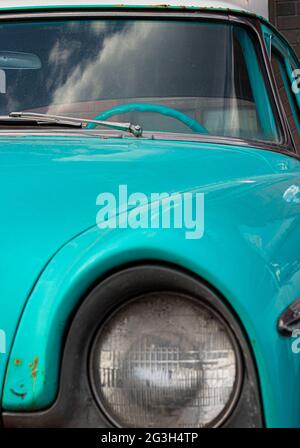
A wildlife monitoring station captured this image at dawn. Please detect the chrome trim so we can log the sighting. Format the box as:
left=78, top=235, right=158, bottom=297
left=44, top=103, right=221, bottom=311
left=0, top=10, right=229, bottom=20
left=278, top=298, right=300, bottom=337
left=9, top=111, right=143, bottom=137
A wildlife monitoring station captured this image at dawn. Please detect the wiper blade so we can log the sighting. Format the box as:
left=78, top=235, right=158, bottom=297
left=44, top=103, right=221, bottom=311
left=9, top=112, right=143, bottom=137
left=0, top=115, right=82, bottom=128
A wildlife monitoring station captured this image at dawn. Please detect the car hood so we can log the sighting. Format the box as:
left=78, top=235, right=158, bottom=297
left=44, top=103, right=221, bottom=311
left=0, top=134, right=299, bottom=397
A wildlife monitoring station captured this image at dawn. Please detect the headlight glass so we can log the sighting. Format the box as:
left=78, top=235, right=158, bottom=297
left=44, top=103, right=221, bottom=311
left=90, top=293, right=241, bottom=427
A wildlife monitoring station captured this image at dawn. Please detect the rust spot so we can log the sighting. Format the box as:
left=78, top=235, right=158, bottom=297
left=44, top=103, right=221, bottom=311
left=14, top=358, right=22, bottom=366
left=29, top=356, right=39, bottom=380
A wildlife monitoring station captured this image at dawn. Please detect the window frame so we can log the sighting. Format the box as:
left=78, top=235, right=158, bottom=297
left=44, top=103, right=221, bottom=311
left=0, top=8, right=294, bottom=157
left=262, top=23, right=300, bottom=154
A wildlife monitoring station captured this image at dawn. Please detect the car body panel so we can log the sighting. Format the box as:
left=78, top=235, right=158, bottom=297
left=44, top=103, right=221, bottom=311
left=0, top=135, right=300, bottom=427
left=0, top=2, right=299, bottom=428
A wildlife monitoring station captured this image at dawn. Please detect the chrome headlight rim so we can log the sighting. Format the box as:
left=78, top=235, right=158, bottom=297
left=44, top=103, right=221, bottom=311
left=89, top=290, right=243, bottom=428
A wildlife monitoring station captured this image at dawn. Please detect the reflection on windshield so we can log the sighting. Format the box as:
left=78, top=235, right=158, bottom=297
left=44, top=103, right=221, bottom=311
left=0, top=19, right=280, bottom=142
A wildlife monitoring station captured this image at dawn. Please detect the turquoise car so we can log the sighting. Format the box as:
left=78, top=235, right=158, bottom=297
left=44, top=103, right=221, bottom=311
left=0, top=0, right=300, bottom=429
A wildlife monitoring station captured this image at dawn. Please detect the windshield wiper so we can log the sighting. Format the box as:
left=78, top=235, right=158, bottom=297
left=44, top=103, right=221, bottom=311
left=9, top=112, right=143, bottom=137
left=0, top=115, right=82, bottom=128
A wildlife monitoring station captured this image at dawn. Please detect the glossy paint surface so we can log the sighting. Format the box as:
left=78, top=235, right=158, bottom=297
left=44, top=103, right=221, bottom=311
left=0, top=134, right=299, bottom=427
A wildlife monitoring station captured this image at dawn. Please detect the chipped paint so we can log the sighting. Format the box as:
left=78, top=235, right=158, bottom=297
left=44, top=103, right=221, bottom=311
left=14, top=358, right=22, bottom=366
left=5, top=356, right=43, bottom=409
left=10, top=387, right=27, bottom=399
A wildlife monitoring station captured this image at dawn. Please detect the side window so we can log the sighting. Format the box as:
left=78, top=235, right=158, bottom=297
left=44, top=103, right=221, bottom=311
left=271, top=50, right=300, bottom=153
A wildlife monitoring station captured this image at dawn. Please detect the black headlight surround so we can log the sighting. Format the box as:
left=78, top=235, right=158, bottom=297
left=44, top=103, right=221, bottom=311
left=89, top=290, right=243, bottom=428
left=2, top=264, right=263, bottom=428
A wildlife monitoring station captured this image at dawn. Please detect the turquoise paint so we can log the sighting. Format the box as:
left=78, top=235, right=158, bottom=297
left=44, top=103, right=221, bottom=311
left=282, top=54, right=300, bottom=130
left=0, top=135, right=300, bottom=427
left=280, top=61, right=300, bottom=136
left=0, top=6, right=298, bottom=428
left=87, top=103, right=209, bottom=134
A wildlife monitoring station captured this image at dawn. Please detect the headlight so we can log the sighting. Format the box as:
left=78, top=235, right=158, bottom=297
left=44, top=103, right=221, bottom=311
left=90, top=292, right=241, bottom=428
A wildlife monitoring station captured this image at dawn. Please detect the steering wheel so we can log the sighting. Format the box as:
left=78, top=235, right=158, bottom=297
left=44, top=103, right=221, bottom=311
left=86, top=103, right=209, bottom=134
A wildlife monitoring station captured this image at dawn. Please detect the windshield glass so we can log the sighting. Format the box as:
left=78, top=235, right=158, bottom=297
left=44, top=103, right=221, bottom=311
left=0, top=19, right=281, bottom=142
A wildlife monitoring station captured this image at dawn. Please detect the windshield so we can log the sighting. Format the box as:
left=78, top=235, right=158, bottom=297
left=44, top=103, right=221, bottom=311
left=0, top=19, right=281, bottom=142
